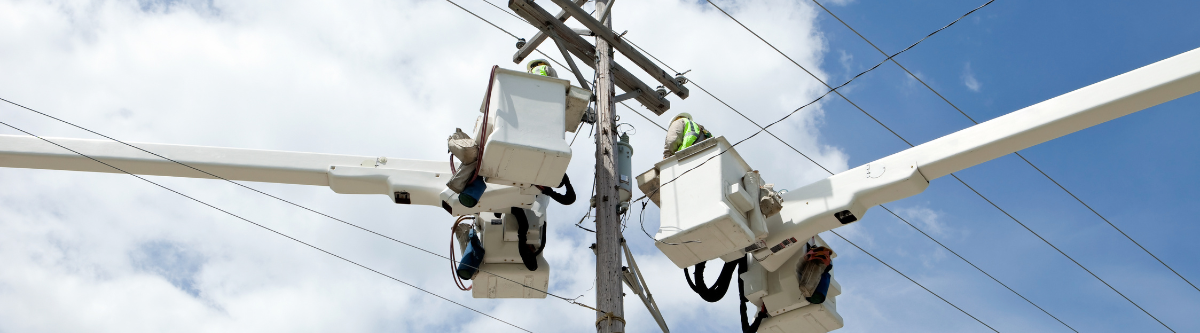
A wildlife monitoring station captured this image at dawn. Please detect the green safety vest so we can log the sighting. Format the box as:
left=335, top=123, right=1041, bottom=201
left=531, top=65, right=552, bottom=77
left=677, top=118, right=701, bottom=152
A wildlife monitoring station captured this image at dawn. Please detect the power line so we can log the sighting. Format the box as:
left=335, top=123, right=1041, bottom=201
left=809, top=0, right=1199, bottom=296
left=445, top=2, right=999, bottom=330
left=444, top=0, right=520, bottom=39
left=0, top=96, right=599, bottom=314
left=630, top=100, right=998, bottom=332
left=880, top=208, right=1077, bottom=332
left=827, top=230, right=998, bottom=332
left=633, top=0, right=991, bottom=208
left=446, top=0, right=573, bottom=74
left=625, top=39, right=834, bottom=175
left=628, top=45, right=1071, bottom=326
left=4, top=0, right=601, bottom=314
left=668, top=0, right=1081, bottom=329
left=638, top=0, right=998, bottom=207
left=705, top=0, right=1175, bottom=331
left=472, top=0, right=665, bottom=134
left=951, top=174, right=1175, bottom=332
left=0, top=119, right=532, bottom=333
left=621, top=101, right=665, bottom=131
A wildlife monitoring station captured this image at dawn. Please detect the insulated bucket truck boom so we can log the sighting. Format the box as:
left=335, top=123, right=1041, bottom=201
left=0, top=68, right=590, bottom=299
left=639, top=47, right=1200, bottom=332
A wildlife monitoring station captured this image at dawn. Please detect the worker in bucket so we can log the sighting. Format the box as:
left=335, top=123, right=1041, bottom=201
left=526, top=59, right=558, bottom=78
left=663, top=112, right=713, bottom=158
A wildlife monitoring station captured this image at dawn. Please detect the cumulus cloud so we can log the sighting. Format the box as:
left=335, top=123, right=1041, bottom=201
left=0, top=0, right=846, bottom=332
left=962, top=62, right=982, bottom=92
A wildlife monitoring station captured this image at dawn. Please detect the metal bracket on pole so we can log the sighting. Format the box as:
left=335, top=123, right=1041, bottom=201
left=546, top=29, right=592, bottom=91
left=613, top=90, right=640, bottom=103
left=509, top=0, right=672, bottom=114
left=512, top=0, right=589, bottom=64
left=545, top=0, right=689, bottom=99
left=621, top=240, right=669, bottom=332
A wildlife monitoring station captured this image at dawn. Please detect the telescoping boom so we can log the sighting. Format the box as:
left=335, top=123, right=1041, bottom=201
left=642, top=47, right=1200, bottom=333
left=651, top=46, right=1200, bottom=271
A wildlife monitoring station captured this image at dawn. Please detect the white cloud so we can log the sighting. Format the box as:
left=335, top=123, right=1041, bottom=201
left=962, top=62, right=982, bottom=92
left=839, top=49, right=854, bottom=74
left=896, top=205, right=948, bottom=237
left=0, top=0, right=845, bottom=332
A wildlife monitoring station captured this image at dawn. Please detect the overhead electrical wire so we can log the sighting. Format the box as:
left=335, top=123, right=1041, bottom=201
left=436, top=1, right=1080, bottom=331
left=470, top=0, right=669, bottom=133
left=0, top=96, right=603, bottom=319
left=809, top=0, right=1199, bottom=296
left=703, top=0, right=1175, bottom=330
left=2, top=0, right=623, bottom=317
left=627, top=38, right=1075, bottom=332
left=630, top=0, right=994, bottom=205
left=444, top=0, right=573, bottom=80
left=0, top=118, right=532, bottom=333
left=633, top=0, right=1000, bottom=208
left=629, top=94, right=997, bottom=332
left=461, top=0, right=1006, bottom=329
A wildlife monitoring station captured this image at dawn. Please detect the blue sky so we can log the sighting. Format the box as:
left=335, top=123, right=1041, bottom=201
left=0, top=0, right=1198, bottom=332
left=662, top=0, right=1200, bottom=332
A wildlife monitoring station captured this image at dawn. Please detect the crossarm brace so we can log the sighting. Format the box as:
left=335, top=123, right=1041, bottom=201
left=509, top=0, right=673, bottom=114
left=512, top=0, right=589, bottom=65
left=546, top=29, right=591, bottom=91
left=546, top=0, right=688, bottom=99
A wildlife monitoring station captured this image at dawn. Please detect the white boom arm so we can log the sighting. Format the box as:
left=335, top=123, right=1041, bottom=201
left=754, top=47, right=1200, bottom=271
left=0, top=135, right=540, bottom=215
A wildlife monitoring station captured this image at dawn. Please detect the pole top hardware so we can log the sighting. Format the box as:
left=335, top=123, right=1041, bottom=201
left=507, top=0, right=686, bottom=114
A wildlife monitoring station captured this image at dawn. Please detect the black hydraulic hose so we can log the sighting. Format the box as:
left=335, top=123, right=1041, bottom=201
left=533, top=222, right=547, bottom=256
left=736, top=256, right=767, bottom=332
left=540, top=173, right=576, bottom=205
left=684, top=259, right=740, bottom=302
left=510, top=207, right=539, bottom=271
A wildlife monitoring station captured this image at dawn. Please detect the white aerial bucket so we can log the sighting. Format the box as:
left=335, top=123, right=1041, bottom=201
left=465, top=209, right=550, bottom=299
left=475, top=68, right=573, bottom=188
left=654, top=136, right=764, bottom=268
left=743, top=236, right=844, bottom=333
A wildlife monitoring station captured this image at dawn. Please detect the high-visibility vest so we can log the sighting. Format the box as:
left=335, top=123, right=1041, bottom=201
left=531, top=65, right=553, bottom=77
left=677, top=118, right=701, bottom=152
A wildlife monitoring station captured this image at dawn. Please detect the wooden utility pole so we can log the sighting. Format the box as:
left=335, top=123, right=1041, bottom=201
left=592, top=0, right=624, bottom=331
left=507, top=0, right=688, bottom=330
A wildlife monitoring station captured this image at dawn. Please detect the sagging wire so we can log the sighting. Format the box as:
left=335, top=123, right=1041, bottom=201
left=0, top=96, right=598, bottom=319
left=629, top=0, right=992, bottom=205
left=615, top=123, right=636, bottom=137
left=575, top=208, right=596, bottom=233
left=0, top=119, right=534, bottom=333
left=575, top=172, right=600, bottom=233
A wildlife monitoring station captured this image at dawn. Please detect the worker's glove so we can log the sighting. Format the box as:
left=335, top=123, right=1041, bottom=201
left=447, top=128, right=478, bottom=164
left=447, top=160, right=478, bottom=194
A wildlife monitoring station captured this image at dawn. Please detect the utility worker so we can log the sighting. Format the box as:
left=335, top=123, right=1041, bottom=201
left=663, top=112, right=712, bottom=158
left=526, top=59, right=558, bottom=78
